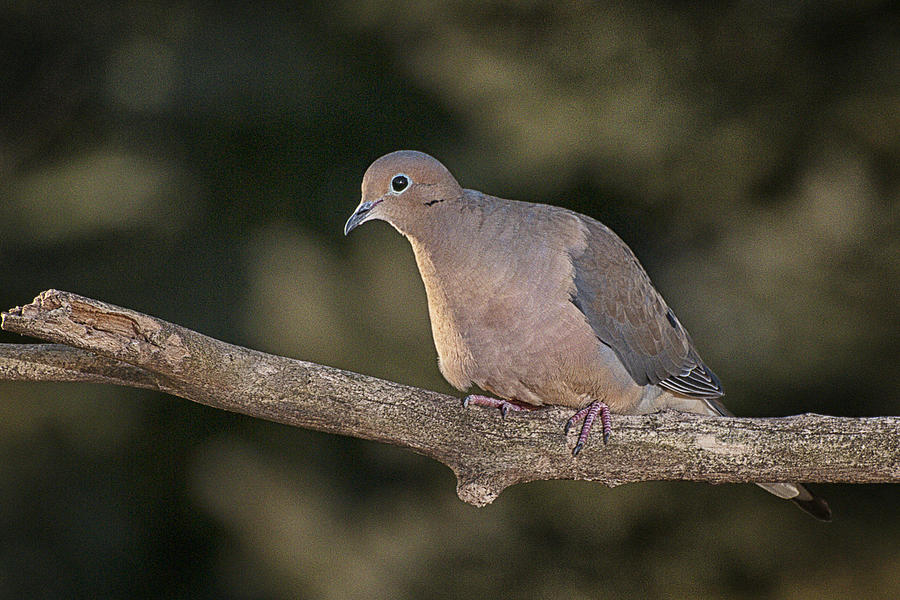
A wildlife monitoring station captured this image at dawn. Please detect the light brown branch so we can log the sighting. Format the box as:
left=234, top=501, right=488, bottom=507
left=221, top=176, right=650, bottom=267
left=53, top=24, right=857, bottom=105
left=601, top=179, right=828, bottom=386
left=2, top=290, right=898, bottom=506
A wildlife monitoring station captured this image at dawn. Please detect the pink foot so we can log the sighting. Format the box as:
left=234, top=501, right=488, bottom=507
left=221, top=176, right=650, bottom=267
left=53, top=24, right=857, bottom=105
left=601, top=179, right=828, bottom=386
left=564, top=400, right=612, bottom=456
left=462, top=395, right=535, bottom=417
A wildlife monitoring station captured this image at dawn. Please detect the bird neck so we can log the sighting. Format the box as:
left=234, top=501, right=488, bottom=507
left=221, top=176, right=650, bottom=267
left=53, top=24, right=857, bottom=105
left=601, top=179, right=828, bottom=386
left=403, top=191, right=488, bottom=267
left=403, top=191, right=493, bottom=312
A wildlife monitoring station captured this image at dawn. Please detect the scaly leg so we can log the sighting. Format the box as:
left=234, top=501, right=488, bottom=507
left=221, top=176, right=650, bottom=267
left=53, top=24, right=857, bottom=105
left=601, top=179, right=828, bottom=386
left=462, top=395, right=536, bottom=417
left=564, top=400, right=612, bottom=456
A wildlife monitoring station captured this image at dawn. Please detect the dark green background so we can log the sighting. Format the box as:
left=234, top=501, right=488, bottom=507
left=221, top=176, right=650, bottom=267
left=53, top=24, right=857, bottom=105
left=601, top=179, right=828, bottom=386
left=1, top=2, right=897, bottom=598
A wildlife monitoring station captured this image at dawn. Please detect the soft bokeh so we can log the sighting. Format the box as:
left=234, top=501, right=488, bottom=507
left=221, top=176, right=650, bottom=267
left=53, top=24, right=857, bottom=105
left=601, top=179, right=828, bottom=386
left=1, top=2, right=897, bottom=598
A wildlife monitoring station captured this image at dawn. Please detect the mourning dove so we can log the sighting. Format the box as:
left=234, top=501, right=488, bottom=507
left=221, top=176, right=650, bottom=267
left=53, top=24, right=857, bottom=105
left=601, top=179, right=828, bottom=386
left=344, top=150, right=831, bottom=521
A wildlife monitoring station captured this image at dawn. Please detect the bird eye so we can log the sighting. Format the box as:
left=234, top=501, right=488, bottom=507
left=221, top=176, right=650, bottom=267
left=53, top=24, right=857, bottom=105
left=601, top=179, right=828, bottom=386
left=390, top=174, right=410, bottom=193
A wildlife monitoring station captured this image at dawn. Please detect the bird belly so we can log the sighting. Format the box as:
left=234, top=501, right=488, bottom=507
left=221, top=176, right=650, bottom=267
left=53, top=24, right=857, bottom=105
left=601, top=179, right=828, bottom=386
left=459, top=299, right=646, bottom=413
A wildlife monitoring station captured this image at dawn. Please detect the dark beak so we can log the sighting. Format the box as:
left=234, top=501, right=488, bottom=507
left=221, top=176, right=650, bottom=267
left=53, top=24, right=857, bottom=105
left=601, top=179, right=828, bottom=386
left=343, top=200, right=379, bottom=235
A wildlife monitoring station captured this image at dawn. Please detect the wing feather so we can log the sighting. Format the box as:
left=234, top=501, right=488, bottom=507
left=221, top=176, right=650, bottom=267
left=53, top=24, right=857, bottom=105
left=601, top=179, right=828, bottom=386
left=569, top=214, right=723, bottom=399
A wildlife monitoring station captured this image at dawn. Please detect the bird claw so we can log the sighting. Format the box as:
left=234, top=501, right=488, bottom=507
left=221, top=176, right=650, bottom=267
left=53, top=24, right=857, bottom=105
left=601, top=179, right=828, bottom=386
left=462, top=395, right=534, bottom=417
left=565, top=400, right=612, bottom=456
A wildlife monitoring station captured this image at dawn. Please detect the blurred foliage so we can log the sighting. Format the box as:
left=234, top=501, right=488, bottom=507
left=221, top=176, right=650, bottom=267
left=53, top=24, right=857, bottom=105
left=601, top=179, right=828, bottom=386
left=1, top=1, right=897, bottom=598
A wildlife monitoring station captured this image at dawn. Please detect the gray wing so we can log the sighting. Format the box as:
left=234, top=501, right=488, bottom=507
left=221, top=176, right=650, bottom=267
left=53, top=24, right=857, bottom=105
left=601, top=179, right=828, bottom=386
left=568, top=215, right=723, bottom=398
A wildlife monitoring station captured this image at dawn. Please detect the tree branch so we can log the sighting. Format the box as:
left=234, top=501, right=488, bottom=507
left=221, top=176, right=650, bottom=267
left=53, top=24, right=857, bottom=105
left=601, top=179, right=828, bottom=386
left=1, top=290, right=897, bottom=506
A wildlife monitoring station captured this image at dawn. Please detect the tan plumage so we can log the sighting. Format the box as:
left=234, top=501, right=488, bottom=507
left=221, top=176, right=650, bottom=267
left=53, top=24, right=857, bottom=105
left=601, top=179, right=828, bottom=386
left=345, top=150, right=831, bottom=521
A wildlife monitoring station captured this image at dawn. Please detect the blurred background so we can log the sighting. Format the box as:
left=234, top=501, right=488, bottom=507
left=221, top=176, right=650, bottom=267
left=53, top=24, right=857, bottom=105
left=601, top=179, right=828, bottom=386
left=1, top=1, right=897, bottom=598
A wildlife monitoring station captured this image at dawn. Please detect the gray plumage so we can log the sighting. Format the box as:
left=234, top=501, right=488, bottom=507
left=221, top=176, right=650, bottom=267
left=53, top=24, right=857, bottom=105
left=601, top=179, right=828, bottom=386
left=344, top=150, right=830, bottom=521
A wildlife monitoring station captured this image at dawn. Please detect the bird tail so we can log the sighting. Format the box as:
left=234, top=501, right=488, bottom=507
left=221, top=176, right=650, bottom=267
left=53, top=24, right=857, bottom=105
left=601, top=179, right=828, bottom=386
left=665, top=395, right=832, bottom=521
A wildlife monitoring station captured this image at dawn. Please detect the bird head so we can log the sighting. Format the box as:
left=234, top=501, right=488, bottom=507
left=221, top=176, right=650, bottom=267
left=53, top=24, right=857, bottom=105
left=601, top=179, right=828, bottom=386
left=344, top=150, right=462, bottom=237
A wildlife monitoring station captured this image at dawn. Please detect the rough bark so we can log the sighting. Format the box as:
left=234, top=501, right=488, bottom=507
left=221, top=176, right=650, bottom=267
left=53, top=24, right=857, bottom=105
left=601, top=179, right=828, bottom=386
left=1, top=290, right=897, bottom=506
